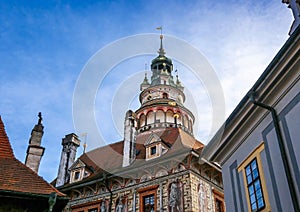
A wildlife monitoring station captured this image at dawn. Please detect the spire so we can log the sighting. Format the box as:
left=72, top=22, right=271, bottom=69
left=140, top=72, right=150, bottom=91
left=142, top=72, right=149, bottom=84
left=158, top=34, right=166, bottom=56
left=175, top=69, right=184, bottom=91
left=156, top=26, right=165, bottom=56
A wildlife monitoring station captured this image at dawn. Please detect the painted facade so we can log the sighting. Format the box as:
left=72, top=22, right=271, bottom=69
left=55, top=35, right=224, bottom=212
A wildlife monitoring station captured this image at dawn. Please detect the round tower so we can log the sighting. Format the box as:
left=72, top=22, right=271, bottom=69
left=135, top=34, right=195, bottom=135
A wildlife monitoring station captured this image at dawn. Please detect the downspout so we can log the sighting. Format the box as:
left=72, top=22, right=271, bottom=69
left=48, top=192, right=57, bottom=212
left=249, top=92, right=299, bottom=212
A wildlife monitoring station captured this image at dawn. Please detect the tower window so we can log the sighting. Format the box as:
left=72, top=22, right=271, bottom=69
left=162, top=93, right=168, bottom=99
left=150, top=146, right=157, bottom=155
left=245, top=159, right=265, bottom=211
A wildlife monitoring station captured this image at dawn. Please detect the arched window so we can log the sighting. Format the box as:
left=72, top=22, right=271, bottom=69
left=166, top=110, right=174, bottom=123
left=189, top=119, right=193, bottom=132
left=147, top=111, right=155, bottom=125
left=176, top=113, right=182, bottom=126
left=156, top=110, right=164, bottom=123
left=140, top=114, right=146, bottom=127
left=162, top=93, right=168, bottom=99
left=184, top=115, right=189, bottom=128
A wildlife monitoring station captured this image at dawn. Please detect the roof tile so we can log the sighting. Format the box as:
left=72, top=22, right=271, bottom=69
left=0, top=116, right=14, bottom=159
left=0, top=116, right=65, bottom=197
left=77, top=127, right=204, bottom=177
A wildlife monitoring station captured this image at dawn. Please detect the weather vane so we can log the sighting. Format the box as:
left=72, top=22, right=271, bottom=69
left=156, top=26, right=163, bottom=35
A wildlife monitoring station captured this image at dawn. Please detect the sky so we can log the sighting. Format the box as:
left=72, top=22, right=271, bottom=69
left=0, top=0, right=293, bottom=182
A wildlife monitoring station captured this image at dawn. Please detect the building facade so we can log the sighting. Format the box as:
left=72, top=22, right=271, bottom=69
left=202, top=21, right=300, bottom=212
left=55, top=35, right=224, bottom=212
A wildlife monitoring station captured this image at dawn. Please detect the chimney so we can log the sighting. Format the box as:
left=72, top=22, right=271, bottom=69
left=56, top=133, right=80, bottom=187
left=122, top=110, right=136, bottom=167
left=25, top=112, right=45, bottom=173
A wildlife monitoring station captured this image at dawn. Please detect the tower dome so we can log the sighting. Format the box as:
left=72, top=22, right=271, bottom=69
left=136, top=34, right=195, bottom=136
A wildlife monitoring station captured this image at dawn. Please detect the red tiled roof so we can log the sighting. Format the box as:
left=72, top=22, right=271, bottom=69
left=133, top=127, right=204, bottom=165
left=81, top=141, right=124, bottom=174
left=77, top=127, right=204, bottom=178
left=0, top=116, right=14, bottom=158
left=0, top=116, right=65, bottom=197
left=135, top=127, right=203, bottom=150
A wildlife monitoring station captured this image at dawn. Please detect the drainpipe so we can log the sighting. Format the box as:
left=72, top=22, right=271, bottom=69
left=249, top=91, right=299, bottom=212
left=48, top=192, right=57, bottom=212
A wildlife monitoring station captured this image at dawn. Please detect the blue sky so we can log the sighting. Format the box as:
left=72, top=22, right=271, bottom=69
left=0, top=0, right=293, bottom=182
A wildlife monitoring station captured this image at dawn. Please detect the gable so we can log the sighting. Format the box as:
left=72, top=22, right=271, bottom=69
left=144, top=133, right=161, bottom=146
left=69, top=159, right=86, bottom=170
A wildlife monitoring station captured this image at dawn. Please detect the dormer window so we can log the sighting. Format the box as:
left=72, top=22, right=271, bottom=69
left=150, top=146, right=157, bottom=155
left=69, top=159, right=91, bottom=184
left=74, top=171, right=80, bottom=180
left=145, top=133, right=169, bottom=160
left=70, top=169, right=82, bottom=183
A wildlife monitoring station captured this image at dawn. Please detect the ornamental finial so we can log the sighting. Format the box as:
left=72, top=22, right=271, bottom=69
left=156, top=26, right=165, bottom=56
left=38, top=112, right=42, bottom=125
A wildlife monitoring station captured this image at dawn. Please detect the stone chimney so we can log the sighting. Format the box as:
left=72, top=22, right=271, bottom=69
left=122, top=110, right=136, bottom=167
left=56, top=133, right=80, bottom=187
left=25, top=112, right=45, bottom=173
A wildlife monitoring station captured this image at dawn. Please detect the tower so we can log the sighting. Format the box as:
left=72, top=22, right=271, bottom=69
left=136, top=34, right=194, bottom=135
left=122, top=34, right=195, bottom=166
left=25, top=112, right=45, bottom=173
left=56, top=133, right=80, bottom=187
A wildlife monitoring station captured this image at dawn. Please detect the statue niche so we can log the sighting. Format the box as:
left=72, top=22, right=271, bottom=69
left=168, top=181, right=183, bottom=212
